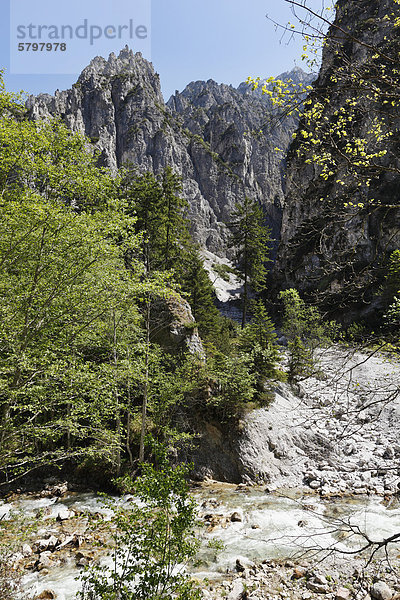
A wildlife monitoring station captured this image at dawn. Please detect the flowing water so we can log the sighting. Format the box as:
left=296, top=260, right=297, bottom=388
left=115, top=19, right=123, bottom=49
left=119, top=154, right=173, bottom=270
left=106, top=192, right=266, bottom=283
left=2, top=485, right=400, bottom=600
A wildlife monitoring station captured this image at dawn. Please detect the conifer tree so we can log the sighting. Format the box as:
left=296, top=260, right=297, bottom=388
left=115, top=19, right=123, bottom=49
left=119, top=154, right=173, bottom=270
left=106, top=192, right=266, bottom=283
left=177, top=247, right=220, bottom=336
left=239, top=299, right=281, bottom=380
left=160, top=166, right=190, bottom=270
left=123, top=167, right=189, bottom=273
left=228, top=197, right=272, bottom=327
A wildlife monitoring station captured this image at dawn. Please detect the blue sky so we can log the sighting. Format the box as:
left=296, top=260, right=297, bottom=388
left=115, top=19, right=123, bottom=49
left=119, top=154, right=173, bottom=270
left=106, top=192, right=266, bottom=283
left=0, top=0, right=326, bottom=101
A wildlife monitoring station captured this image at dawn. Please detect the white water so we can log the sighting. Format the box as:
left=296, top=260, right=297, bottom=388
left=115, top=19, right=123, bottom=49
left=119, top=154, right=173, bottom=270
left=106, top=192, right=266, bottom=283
left=2, top=486, right=398, bottom=599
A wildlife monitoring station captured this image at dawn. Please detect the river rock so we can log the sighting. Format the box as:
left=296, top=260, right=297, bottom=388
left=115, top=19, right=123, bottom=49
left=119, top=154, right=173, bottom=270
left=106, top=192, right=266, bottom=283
left=371, top=582, right=393, bottom=600
left=230, top=511, right=243, bottom=522
left=309, top=479, right=321, bottom=490
left=37, top=536, right=57, bottom=551
left=35, top=590, right=57, bottom=600
left=22, top=543, right=33, bottom=556
left=58, top=534, right=77, bottom=549
left=383, top=447, right=394, bottom=460
left=11, top=552, right=24, bottom=568
left=292, top=566, right=307, bottom=579
left=235, top=558, right=246, bottom=572
left=37, top=551, right=53, bottom=570
left=314, top=574, right=329, bottom=586
left=336, top=587, right=351, bottom=600
left=201, top=498, right=220, bottom=509
left=228, top=580, right=245, bottom=600
left=307, top=579, right=328, bottom=594
left=75, top=551, right=92, bottom=567
left=55, top=507, right=74, bottom=521
left=53, top=482, right=68, bottom=496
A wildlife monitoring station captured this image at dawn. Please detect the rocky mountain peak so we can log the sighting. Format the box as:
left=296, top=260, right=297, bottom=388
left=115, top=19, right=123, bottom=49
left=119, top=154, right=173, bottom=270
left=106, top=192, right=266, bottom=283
left=26, top=49, right=308, bottom=256
left=77, top=47, right=162, bottom=97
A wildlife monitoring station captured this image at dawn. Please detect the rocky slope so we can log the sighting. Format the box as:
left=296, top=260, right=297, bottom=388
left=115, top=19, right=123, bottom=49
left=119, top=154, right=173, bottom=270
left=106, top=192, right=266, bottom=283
left=26, top=47, right=312, bottom=256
left=190, top=347, right=400, bottom=495
left=275, top=0, right=400, bottom=317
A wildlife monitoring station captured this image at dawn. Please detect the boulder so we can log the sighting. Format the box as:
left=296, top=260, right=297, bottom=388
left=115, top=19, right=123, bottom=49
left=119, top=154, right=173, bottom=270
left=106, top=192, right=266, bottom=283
left=37, top=551, right=53, bottom=570
left=150, top=295, right=205, bottom=359
left=307, top=580, right=328, bottom=594
left=228, top=580, right=245, bottom=600
left=35, top=591, right=57, bottom=600
left=371, top=582, right=393, bottom=600
left=336, top=587, right=351, bottom=600
left=230, top=512, right=243, bottom=522
left=235, top=558, right=246, bottom=573
left=22, top=543, right=33, bottom=556
left=55, top=507, right=74, bottom=521
left=292, top=566, right=307, bottom=580
left=314, top=574, right=329, bottom=586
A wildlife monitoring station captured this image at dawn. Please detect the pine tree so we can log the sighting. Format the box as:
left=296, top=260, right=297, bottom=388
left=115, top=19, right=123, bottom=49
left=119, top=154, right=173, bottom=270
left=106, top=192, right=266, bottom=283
left=177, top=247, right=220, bottom=337
left=228, top=197, right=272, bottom=327
left=160, top=166, right=190, bottom=270
left=123, top=167, right=189, bottom=273
left=239, top=299, right=281, bottom=380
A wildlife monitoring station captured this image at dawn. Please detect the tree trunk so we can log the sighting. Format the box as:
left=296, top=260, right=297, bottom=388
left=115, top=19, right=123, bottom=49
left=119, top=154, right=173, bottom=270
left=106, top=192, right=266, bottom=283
left=139, top=297, right=150, bottom=463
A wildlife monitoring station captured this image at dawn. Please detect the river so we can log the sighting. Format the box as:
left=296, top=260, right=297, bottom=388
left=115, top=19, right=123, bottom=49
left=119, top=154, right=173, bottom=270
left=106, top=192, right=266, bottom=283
left=2, top=483, right=399, bottom=599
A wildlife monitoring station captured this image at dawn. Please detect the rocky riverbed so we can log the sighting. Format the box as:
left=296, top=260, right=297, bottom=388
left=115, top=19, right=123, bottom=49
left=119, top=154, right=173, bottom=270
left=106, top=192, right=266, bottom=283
left=192, top=347, right=400, bottom=495
left=1, top=479, right=400, bottom=599
left=1, top=347, right=399, bottom=599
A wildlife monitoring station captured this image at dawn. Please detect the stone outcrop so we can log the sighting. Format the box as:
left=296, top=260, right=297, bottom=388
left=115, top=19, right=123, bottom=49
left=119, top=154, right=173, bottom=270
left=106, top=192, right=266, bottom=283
left=26, top=47, right=311, bottom=257
left=274, top=0, right=400, bottom=317
left=150, top=294, right=205, bottom=358
left=189, top=347, right=400, bottom=492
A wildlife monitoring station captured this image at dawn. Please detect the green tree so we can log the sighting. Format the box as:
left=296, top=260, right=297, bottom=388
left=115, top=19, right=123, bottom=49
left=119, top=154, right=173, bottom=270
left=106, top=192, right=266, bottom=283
left=383, top=250, right=400, bottom=302
left=0, top=195, right=145, bottom=483
left=80, top=442, right=200, bottom=600
left=279, top=288, right=339, bottom=382
left=0, top=92, right=118, bottom=210
left=228, top=197, right=272, bottom=327
left=249, top=1, right=400, bottom=311
left=239, top=299, right=281, bottom=380
left=122, top=167, right=189, bottom=273
left=160, top=166, right=190, bottom=270
left=201, top=351, right=256, bottom=421
left=176, top=247, right=221, bottom=337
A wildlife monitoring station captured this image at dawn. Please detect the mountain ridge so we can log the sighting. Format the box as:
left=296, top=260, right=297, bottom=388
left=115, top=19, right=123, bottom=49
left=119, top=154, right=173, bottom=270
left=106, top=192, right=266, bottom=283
left=26, top=47, right=311, bottom=256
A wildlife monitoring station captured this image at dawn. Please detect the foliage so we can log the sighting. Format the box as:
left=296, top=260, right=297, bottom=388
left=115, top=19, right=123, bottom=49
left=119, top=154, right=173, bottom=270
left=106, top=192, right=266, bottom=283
left=238, top=300, right=281, bottom=381
left=79, top=442, right=200, bottom=600
left=248, top=1, right=400, bottom=312
left=383, top=250, right=400, bottom=302
left=279, top=289, right=340, bottom=381
left=0, top=72, right=184, bottom=480
left=122, top=166, right=190, bottom=273
left=379, top=250, right=400, bottom=343
left=0, top=100, right=118, bottom=210
left=212, top=262, right=236, bottom=282
left=0, top=194, right=147, bottom=482
left=176, top=247, right=227, bottom=341
left=199, top=350, right=257, bottom=421
left=228, top=197, right=272, bottom=327
left=249, top=0, right=400, bottom=197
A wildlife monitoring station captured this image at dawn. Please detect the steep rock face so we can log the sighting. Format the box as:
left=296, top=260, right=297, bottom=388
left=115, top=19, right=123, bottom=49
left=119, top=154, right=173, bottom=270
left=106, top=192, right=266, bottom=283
left=167, top=71, right=312, bottom=247
left=150, top=294, right=205, bottom=359
left=275, top=0, right=400, bottom=317
left=189, top=348, right=400, bottom=492
left=26, top=47, right=309, bottom=256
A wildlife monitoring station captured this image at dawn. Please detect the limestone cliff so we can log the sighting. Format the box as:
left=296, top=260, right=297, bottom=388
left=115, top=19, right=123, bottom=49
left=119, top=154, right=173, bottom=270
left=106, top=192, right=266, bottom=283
left=275, top=0, right=400, bottom=317
left=26, top=47, right=310, bottom=257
